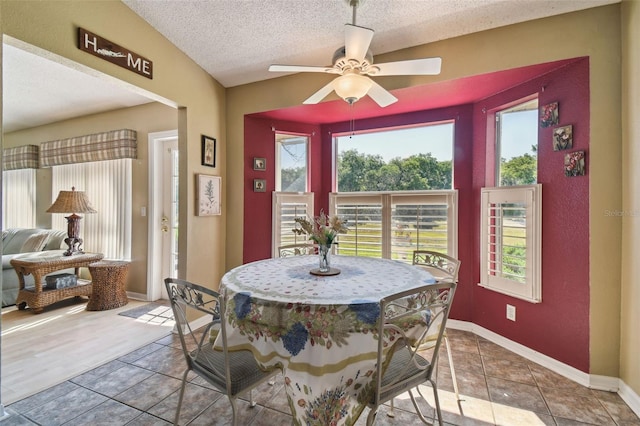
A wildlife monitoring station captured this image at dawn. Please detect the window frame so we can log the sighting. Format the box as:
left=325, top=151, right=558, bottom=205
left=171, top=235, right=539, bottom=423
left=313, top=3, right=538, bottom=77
left=493, top=96, right=539, bottom=187
left=333, top=121, right=455, bottom=192
left=275, top=132, right=310, bottom=192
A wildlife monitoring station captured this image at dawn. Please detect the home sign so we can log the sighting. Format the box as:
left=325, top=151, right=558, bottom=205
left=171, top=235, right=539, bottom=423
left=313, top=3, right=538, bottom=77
left=78, top=28, right=153, bottom=79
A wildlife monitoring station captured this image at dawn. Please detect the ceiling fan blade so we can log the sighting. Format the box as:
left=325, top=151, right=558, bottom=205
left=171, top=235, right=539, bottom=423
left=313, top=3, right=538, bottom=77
left=269, top=64, right=332, bottom=73
left=344, top=24, right=374, bottom=62
left=369, top=57, right=442, bottom=76
left=303, top=80, right=337, bottom=104
left=367, top=79, right=398, bottom=107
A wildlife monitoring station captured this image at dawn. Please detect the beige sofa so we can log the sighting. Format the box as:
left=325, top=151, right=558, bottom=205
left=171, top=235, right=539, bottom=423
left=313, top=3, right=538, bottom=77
left=2, top=228, right=69, bottom=307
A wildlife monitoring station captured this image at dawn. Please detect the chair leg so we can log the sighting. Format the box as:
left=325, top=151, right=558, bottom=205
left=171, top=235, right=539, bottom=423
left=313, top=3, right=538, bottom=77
left=249, top=389, right=257, bottom=407
left=444, top=335, right=461, bottom=401
left=430, top=378, right=444, bottom=426
left=409, top=387, right=436, bottom=425
left=174, top=369, right=190, bottom=425
left=387, top=398, right=395, bottom=417
left=366, top=406, right=378, bottom=425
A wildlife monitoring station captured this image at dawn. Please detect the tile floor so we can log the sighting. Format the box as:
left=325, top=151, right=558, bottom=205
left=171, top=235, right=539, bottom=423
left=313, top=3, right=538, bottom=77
left=2, top=328, right=639, bottom=425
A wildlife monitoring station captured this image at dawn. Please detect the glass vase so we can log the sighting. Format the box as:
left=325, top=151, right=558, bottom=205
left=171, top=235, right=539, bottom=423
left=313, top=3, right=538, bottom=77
left=318, top=244, right=331, bottom=272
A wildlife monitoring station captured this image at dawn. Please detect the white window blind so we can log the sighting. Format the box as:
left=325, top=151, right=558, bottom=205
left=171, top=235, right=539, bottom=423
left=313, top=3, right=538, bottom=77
left=272, top=192, right=314, bottom=257
left=51, top=159, right=132, bottom=260
left=479, top=184, right=542, bottom=302
left=330, top=191, right=458, bottom=262
left=2, top=169, right=36, bottom=229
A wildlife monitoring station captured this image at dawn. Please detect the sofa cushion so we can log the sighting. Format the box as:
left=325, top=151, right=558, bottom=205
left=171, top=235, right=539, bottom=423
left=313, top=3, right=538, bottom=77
left=20, top=232, right=50, bottom=253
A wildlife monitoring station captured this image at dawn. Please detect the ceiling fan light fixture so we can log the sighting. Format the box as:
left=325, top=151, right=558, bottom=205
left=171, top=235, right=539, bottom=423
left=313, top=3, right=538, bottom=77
left=334, top=73, right=372, bottom=104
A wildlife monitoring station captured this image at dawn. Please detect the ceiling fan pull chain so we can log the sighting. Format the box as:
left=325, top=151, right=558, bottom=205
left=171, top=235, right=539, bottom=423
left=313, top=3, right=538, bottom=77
left=349, top=102, right=355, bottom=137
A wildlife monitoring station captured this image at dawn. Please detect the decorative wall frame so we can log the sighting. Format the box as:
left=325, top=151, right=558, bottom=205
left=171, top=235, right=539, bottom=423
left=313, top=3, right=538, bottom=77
left=253, top=179, right=266, bottom=192
left=553, top=125, right=573, bottom=151
left=201, top=135, right=216, bottom=167
left=540, top=102, right=559, bottom=128
left=253, top=157, right=266, bottom=171
left=196, top=174, right=221, bottom=216
left=564, top=151, right=586, bottom=177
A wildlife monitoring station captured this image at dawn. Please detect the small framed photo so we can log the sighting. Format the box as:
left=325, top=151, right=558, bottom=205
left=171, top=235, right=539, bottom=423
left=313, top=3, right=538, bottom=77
left=196, top=174, right=221, bottom=216
left=540, top=102, right=559, bottom=128
left=553, top=125, right=573, bottom=151
left=201, top=135, right=216, bottom=167
left=564, top=150, right=586, bottom=177
left=253, top=179, right=266, bottom=192
left=253, top=157, right=266, bottom=171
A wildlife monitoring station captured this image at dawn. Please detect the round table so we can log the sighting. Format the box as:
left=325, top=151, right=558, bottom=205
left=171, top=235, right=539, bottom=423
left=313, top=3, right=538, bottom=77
left=218, top=255, right=435, bottom=425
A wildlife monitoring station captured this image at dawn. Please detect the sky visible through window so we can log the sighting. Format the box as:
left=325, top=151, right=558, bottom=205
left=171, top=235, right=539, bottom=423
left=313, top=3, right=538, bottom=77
left=336, top=123, right=454, bottom=161
left=500, top=109, right=538, bottom=160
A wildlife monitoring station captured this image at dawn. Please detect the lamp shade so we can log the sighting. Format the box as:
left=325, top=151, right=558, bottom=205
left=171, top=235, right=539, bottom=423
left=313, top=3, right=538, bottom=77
left=333, top=73, right=372, bottom=104
left=47, top=187, right=97, bottom=214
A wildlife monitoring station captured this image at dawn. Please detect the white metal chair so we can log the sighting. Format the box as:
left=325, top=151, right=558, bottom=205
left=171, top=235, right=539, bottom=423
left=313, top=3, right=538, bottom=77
left=277, top=243, right=317, bottom=257
left=366, top=281, right=457, bottom=425
left=165, top=278, right=276, bottom=426
left=412, top=250, right=462, bottom=402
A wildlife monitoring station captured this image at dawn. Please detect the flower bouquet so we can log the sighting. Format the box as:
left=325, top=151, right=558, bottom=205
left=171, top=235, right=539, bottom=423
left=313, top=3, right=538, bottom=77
left=293, top=210, right=348, bottom=273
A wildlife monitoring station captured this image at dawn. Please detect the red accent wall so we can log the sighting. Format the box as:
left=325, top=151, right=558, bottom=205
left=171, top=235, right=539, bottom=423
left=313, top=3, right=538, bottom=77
left=243, top=117, right=322, bottom=263
left=472, top=59, right=590, bottom=371
left=243, top=58, right=590, bottom=372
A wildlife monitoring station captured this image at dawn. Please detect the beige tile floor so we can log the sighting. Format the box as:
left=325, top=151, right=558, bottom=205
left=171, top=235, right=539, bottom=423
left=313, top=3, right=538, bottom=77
left=2, top=328, right=639, bottom=425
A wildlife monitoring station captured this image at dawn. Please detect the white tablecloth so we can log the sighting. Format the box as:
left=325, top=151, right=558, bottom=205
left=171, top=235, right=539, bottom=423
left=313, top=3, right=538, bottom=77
left=218, top=255, right=435, bottom=426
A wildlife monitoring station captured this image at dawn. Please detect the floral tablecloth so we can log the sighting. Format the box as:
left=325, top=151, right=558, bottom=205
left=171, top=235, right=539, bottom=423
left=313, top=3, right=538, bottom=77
left=217, top=255, right=435, bottom=426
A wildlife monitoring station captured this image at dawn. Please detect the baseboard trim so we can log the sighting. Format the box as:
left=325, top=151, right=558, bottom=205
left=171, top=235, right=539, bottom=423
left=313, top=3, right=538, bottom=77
left=619, top=380, right=640, bottom=417
left=447, top=318, right=639, bottom=416
left=126, top=291, right=148, bottom=301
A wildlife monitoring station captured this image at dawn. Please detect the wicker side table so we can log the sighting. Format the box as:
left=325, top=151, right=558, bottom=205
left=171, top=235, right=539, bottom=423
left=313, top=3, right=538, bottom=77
left=86, top=261, right=130, bottom=311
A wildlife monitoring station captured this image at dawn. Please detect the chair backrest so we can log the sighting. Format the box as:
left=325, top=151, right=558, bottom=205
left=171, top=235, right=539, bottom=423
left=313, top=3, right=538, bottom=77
left=372, top=281, right=457, bottom=405
left=412, top=250, right=461, bottom=282
left=278, top=243, right=316, bottom=257
left=164, top=278, right=225, bottom=380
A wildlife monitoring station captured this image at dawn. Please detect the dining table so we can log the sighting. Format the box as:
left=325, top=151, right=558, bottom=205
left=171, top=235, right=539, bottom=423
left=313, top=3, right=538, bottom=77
left=216, top=254, right=435, bottom=426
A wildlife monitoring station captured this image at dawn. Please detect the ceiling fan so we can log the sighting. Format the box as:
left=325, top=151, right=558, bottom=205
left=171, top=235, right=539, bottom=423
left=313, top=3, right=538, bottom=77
left=268, top=0, right=441, bottom=108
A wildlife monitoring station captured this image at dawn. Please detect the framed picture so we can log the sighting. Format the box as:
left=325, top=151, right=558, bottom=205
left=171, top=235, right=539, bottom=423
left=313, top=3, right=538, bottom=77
left=196, top=174, right=221, bottom=216
left=564, top=150, right=586, bottom=177
left=253, top=179, right=266, bottom=192
left=201, top=135, right=216, bottom=167
left=540, top=102, right=559, bottom=128
left=553, top=125, right=573, bottom=151
left=253, top=157, right=266, bottom=171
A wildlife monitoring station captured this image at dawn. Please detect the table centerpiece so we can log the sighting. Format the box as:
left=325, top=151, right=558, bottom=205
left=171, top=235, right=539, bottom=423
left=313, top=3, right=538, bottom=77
left=293, top=210, right=348, bottom=275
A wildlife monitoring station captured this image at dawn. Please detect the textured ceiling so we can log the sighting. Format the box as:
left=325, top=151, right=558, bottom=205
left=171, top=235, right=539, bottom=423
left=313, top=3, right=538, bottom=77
left=2, top=0, right=618, bottom=133
left=124, top=0, right=617, bottom=88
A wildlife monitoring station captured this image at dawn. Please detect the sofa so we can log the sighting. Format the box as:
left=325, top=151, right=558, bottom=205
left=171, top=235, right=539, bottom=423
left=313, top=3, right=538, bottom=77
left=2, top=228, right=69, bottom=307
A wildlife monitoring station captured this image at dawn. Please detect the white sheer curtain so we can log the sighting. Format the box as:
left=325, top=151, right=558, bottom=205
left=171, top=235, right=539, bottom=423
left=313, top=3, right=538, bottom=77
left=51, top=159, right=132, bottom=260
left=2, top=169, right=36, bottom=229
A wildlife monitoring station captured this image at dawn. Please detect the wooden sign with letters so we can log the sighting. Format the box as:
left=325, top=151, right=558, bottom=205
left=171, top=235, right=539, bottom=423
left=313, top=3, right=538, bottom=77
left=78, top=28, right=153, bottom=79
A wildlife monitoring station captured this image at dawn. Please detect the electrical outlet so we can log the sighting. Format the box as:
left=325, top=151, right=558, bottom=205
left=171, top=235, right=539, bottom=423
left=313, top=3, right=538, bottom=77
left=506, top=304, right=516, bottom=321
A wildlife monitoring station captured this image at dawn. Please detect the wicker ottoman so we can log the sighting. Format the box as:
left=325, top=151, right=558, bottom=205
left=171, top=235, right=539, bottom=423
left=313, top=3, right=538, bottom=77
left=86, top=261, right=130, bottom=311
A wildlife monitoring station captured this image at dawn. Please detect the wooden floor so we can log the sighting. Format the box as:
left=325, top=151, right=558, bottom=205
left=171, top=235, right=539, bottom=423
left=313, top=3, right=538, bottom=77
left=0, top=297, right=173, bottom=405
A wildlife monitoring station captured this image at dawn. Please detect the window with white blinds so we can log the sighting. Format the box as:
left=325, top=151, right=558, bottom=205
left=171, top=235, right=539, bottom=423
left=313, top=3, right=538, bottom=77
left=51, top=159, right=132, bottom=260
left=329, top=191, right=457, bottom=263
left=479, top=184, right=541, bottom=302
left=272, top=192, right=314, bottom=257
left=2, top=169, right=36, bottom=229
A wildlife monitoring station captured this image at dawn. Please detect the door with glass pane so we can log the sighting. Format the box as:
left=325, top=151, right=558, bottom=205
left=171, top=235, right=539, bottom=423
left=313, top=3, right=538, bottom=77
left=161, top=138, right=179, bottom=297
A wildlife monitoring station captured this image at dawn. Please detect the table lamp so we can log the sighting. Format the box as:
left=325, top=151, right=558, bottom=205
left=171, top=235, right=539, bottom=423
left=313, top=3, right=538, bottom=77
left=47, top=187, right=97, bottom=256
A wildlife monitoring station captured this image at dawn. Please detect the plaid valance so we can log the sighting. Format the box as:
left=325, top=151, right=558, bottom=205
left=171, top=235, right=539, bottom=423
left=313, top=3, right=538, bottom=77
left=2, top=145, right=39, bottom=170
left=40, top=129, right=137, bottom=167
